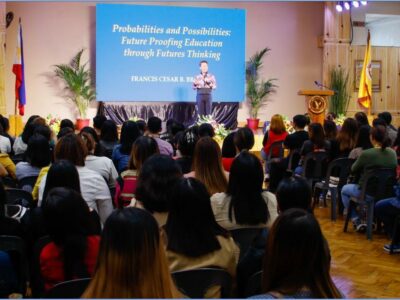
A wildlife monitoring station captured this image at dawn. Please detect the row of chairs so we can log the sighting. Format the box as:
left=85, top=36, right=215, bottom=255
left=0, top=234, right=264, bottom=298
left=266, top=141, right=400, bottom=242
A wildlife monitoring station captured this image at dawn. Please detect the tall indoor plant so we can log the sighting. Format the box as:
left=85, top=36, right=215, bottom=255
left=54, top=49, right=95, bottom=130
left=246, top=48, right=277, bottom=131
left=328, top=67, right=350, bottom=116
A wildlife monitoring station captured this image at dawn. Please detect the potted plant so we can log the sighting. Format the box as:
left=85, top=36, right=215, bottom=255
left=246, top=48, right=277, bottom=131
left=328, top=67, right=350, bottom=116
left=54, top=49, right=95, bottom=130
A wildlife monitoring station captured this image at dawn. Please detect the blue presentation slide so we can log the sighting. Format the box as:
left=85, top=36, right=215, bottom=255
left=96, top=4, right=246, bottom=102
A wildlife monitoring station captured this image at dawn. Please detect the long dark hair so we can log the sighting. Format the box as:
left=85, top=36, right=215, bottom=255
left=323, top=120, right=337, bottom=140
left=128, top=136, right=159, bottom=175
left=221, top=132, right=236, bottom=158
left=135, top=155, right=182, bottom=213
left=371, top=125, right=391, bottom=150
left=227, top=151, right=269, bottom=225
left=276, top=177, right=312, bottom=212
left=42, top=160, right=81, bottom=203
left=355, top=125, right=373, bottom=150
left=82, top=208, right=177, bottom=298
left=119, top=121, right=141, bottom=154
left=337, top=118, right=358, bottom=152
left=25, top=134, right=51, bottom=168
left=310, top=123, right=326, bottom=149
left=234, top=127, right=255, bottom=151
left=165, top=177, right=229, bottom=257
left=354, top=111, right=369, bottom=127
left=262, top=209, right=341, bottom=298
left=100, top=120, right=118, bottom=143
left=42, top=187, right=93, bottom=281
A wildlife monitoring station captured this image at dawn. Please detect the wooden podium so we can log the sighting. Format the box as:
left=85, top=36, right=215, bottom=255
left=298, top=89, right=334, bottom=125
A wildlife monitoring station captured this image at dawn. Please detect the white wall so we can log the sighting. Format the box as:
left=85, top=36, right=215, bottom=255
left=5, top=1, right=324, bottom=124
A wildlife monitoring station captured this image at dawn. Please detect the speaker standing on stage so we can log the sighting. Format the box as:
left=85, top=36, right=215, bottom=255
left=193, top=60, right=217, bottom=117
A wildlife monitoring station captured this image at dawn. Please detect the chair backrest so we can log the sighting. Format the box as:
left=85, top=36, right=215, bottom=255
left=1, top=176, right=17, bottom=188
left=322, top=158, right=355, bottom=189
left=18, top=176, right=38, bottom=193
left=244, top=270, right=263, bottom=298
left=31, top=236, right=51, bottom=297
left=44, top=278, right=91, bottom=298
left=230, top=228, right=263, bottom=261
left=359, top=168, right=397, bottom=202
left=172, top=268, right=232, bottom=298
left=267, top=141, right=284, bottom=160
left=0, top=236, right=28, bottom=294
left=5, top=188, right=34, bottom=208
left=287, top=149, right=301, bottom=171
left=302, top=151, right=329, bottom=181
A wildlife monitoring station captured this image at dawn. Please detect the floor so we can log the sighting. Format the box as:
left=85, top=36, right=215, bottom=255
left=315, top=206, right=400, bottom=298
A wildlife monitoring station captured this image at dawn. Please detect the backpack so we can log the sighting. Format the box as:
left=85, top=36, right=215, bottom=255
left=114, top=173, right=138, bottom=208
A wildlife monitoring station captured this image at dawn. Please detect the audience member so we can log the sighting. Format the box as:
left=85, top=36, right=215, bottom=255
left=16, top=134, right=51, bottom=181
left=336, top=118, right=358, bottom=157
left=276, top=176, right=312, bottom=212
left=234, top=127, right=255, bottom=152
left=164, top=177, right=238, bottom=297
left=80, top=126, right=106, bottom=156
left=284, top=114, right=309, bottom=151
left=221, top=132, right=236, bottom=172
left=0, top=115, right=14, bottom=151
left=0, top=181, right=25, bottom=238
left=160, top=119, right=185, bottom=147
left=147, top=117, right=173, bottom=156
left=41, top=188, right=100, bottom=291
left=378, top=112, right=397, bottom=145
left=59, top=119, right=74, bottom=131
left=262, top=114, right=288, bottom=162
left=198, top=123, right=215, bottom=138
left=175, top=128, right=198, bottom=174
left=252, top=209, right=341, bottom=298
left=112, top=121, right=141, bottom=173
left=13, top=115, right=40, bottom=155
left=92, top=115, right=107, bottom=136
left=0, top=124, right=11, bottom=154
left=80, top=131, right=118, bottom=188
left=211, top=151, right=278, bottom=230
left=133, top=154, right=182, bottom=227
left=99, top=120, right=119, bottom=156
left=341, top=125, right=397, bottom=231
left=323, top=120, right=338, bottom=159
left=354, top=111, right=370, bottom=128
left=136, top=119, right=147, bottom=135
left=187, top=137, right=228, bottom=195
left=39, top=134, right=113, bottom=224
left=82, top=208, right=179, bottom=298
left=114, top=136, right=159, bottom=208
left=0, top=149, right=16, bottom=179
left=348, top=125, right=373, bottom=159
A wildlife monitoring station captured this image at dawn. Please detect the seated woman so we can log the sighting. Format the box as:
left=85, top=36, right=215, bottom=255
left=175, top=128, right=199, bottom=174
left=323, top=120, right=339, bottom=159
left=336, top=118, right=358, bottom=158
left=79, top=132, right=118, bottom=188
left=40, top=188, right=100, bottom=291
left=295, top=123, right=330, bottom=175
left=114, top=136, right=159, bottom=207
left=80, top=126, right=106, bottom=157
left=133, top=154, right=182, bottom=227
left=211, top=151, right=278, bottom=230
left=112, top=121, right=141, bottom=173
left=99, top=120, right=119, bottom=158
left=341, top=125, right=397, bottom=232
left=348, top=125, right=372, bottom=160
left=16, top=134, right=51, bottom=183
left=0, top=123, right=11, bottom=155
left=261, top=114, right=288, bottom=178
left=39, top=134, right=113, bottom=225
left=13, top=115, right=40, bottom=156
left=221, top=132, right=236, bottom=172
left=251, top=209, right=342, bottom=299
left=234, top=127, right=255, bottom=152
left=185, top=137, right=228, bottom=195
left=0, top=150, right=16, bottom=179
left=163, top=177, right=239, bottom=297
left=276, top=176, right=312, bottom=213
left=82, top=208, right=179, bottom=298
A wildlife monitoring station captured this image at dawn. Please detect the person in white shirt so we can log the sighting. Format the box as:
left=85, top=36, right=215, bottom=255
left=38, top=133, right=113, bottom=224
left=211, top=151, right=278, bottom=230
left=80, top=131, right=118, bottom=188
left=0, top=135, right=11, bottom=154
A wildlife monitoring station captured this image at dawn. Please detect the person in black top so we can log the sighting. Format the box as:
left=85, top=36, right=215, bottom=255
left=268, top=115, right=309, bottom=192
left=0, top=180, right=25, bottom=238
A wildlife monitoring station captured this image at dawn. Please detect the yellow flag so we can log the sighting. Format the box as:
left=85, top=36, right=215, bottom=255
left=357, top=31, right=372, bottom=109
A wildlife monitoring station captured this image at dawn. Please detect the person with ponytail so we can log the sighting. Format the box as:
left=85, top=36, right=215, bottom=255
left=40, top=187, right=100, bottom=291
left=341, top=124, right=397, bottom=232
left=82, top=208, right=179, bottom=298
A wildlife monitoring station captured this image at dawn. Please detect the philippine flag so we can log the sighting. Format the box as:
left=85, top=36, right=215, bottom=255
left=12, top=20, right=26, bottom=116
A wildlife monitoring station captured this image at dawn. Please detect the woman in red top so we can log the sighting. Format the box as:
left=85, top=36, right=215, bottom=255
left=40, top=187, right=100, bottom=291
